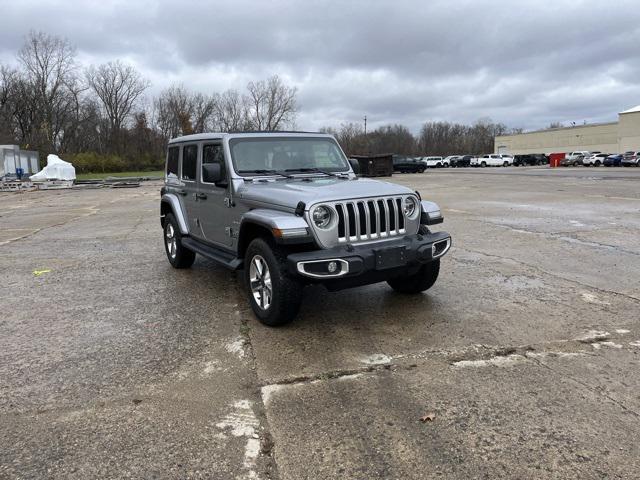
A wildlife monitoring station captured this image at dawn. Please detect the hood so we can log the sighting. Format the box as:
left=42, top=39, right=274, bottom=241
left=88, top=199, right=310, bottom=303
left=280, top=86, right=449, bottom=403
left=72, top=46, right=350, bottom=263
left=237, top=177, right=415, bottom=210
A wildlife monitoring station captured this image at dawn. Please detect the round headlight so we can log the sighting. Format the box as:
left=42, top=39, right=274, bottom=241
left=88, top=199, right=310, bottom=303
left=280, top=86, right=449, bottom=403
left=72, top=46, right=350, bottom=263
left=312, top=205, right=332, bottom=229
left=403, top=197, right=418, bottom=218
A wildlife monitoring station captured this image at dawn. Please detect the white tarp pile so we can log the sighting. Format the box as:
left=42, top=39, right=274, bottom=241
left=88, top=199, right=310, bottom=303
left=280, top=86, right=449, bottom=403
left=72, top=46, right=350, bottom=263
left=30, top=154, right=76, bottom=182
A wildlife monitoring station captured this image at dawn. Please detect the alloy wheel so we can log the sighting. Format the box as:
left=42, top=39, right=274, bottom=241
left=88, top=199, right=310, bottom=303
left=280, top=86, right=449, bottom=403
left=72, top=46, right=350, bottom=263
left=249, top=255, right=272, bottom=310
left=165, top=223, right=177, bottom=259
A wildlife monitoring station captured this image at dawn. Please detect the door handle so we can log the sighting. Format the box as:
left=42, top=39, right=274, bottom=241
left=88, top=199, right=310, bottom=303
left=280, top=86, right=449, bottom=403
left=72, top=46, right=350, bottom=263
left=195, top=193, right=208, bottom=200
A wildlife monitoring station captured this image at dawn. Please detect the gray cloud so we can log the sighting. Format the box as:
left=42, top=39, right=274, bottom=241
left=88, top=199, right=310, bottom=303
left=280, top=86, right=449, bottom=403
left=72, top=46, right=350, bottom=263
left=1, top=0, right=639, bottom=131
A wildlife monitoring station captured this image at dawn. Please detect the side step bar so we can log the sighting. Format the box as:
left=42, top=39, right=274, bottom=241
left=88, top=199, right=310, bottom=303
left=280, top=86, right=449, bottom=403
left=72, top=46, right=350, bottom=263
left=181, top=237, right=243, bottom=270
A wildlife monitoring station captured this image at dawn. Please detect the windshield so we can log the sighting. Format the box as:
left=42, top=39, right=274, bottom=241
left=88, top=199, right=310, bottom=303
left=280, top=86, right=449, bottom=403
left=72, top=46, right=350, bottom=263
left=229, top=137, right=350, bottom=176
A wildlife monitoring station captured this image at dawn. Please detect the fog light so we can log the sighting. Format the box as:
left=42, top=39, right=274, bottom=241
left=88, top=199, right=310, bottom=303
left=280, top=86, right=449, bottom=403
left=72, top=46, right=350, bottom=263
left=327, top=261, right=338, bottom=273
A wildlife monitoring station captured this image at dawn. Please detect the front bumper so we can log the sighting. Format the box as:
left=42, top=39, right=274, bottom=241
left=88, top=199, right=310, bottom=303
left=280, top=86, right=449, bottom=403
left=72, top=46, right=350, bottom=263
left=286, top=231, right=451, bottom=289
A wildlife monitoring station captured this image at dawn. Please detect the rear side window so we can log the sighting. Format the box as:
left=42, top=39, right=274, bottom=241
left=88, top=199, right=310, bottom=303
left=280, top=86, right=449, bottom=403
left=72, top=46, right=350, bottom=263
left=182, top=144, right=198, bottom=181
left=166, top=146, right=179, bottom=178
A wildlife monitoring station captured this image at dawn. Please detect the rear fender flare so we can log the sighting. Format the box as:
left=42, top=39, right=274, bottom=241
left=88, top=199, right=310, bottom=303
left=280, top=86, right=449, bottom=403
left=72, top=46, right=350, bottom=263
left=161, top=193, right=189, bottom=234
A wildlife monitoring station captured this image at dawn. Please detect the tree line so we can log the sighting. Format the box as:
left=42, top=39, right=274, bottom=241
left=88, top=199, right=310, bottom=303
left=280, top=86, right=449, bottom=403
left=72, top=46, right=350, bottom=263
left=0, top=32, right=297, bottom=172
left=1, top=31, right=520, bottom=173
left=321, top=119, right=514, bottom=158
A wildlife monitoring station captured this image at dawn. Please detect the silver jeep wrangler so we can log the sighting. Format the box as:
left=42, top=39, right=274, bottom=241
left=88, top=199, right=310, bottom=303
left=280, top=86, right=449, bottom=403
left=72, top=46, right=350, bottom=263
left=160, top=132, right=451, bottom=326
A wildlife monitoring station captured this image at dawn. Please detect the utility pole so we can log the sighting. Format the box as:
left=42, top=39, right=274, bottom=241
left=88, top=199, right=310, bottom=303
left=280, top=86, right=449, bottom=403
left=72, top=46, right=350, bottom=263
left=363, top=115, right=370, bottom=154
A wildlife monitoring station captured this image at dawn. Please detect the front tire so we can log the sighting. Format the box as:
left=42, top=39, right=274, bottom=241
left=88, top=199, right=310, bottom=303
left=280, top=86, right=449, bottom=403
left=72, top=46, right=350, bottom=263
left=244, top=238, right=302, bottom=326
left=164, top=213, right=196, bottom=269
left=387, top=260, right=440, bottom=294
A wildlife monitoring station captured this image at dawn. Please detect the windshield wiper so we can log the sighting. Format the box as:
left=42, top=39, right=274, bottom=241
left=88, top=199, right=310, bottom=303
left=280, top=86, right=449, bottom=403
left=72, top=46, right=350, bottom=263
left=285, top=167, right=348, bottom=178
left=237, top=169, right=294, bottom=178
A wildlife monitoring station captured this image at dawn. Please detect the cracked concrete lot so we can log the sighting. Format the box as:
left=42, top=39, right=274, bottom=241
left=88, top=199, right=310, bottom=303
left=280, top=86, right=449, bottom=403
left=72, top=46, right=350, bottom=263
left=1, top=166, right=640, bottom=479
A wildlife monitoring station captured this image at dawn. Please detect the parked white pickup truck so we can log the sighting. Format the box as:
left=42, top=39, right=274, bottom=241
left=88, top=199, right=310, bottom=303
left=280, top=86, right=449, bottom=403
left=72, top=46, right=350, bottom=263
left=471, top=154, right=512, bottom=167
left=499, top=154, right=514, bottom=165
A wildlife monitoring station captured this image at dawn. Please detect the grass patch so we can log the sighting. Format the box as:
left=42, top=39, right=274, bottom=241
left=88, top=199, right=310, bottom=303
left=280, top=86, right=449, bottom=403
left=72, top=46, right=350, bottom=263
left=75, top=170, right=164, bottom=180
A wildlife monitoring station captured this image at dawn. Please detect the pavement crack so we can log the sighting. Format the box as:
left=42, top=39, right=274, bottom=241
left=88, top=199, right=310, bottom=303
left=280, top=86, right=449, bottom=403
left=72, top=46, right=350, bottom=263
left=0, top=205, right=99, bottom=246
left=261, top=334, right=632, bottom=393
left=470, top=218, right=640, bottom=257
left=457, top=245, right=640, bottom=303
left=122, top=213, right=145, bottom=239
left=528, top=355, right=640, bottom=418
left=261, top=363, right=393, bottom=390
left=237, top=295, right=282, bottom=480
left=0, top=228, right=43, bottom=246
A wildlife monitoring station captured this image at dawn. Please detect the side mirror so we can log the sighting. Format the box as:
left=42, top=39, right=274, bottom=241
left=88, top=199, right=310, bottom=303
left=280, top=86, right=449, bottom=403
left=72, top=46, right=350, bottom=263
left=202, top=163, right=225, bottom=185
left=348, top=158, right=361, bottom=175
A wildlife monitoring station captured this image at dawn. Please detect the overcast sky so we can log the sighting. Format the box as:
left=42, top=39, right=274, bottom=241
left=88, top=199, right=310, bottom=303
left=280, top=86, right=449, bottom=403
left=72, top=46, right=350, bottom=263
left=1, top=0, right=639, bottom=132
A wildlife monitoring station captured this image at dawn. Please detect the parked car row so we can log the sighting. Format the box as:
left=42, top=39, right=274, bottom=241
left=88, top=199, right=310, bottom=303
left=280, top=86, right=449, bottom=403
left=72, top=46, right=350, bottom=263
left=392, top=149, right=639, bottom=173
left=559, top=150, right=639, bottom=167
left=394, top=153, right=518, bottom=171
left=410, top=154, right=517, bottom=168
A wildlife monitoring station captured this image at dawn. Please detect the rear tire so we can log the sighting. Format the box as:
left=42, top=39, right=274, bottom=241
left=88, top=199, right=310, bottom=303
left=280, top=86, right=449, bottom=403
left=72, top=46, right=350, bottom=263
left=387, top=260, right=440, bottom=294
left=164, top=213, right=196, bottom=269
left=244, top=238, right=302, bottom=326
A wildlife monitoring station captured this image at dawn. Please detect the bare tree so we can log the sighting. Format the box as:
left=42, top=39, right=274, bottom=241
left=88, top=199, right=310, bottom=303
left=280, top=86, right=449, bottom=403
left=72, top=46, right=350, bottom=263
left=213, top=89, right=250, bottom=132
left=17, top=31, right=79, bottom=152
left=418, top=121, right=470, bottom=155
left=86, top=60, right=149, bottom=151
left=0, top=66, right=15, bottom=110
left=61, top=97, right=105, bottom=153
left=190, top=92, right=215, bottom=133
left=0, top=65, right=18, bottom=143
left=153, top=85, right=217, bottom=139
left=246, top=75, right=297, bottom=131
left=320, top=122, right=369, bottom=155
left=154, top=85, right=192, bottom=139
left=367, top=124, right=416, bottom=155
left=6, top=72, right=39, bottom=148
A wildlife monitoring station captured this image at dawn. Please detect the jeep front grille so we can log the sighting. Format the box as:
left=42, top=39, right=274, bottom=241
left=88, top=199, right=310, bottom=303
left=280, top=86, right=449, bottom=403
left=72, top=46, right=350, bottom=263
left=335, top=197, right=407, bottom=243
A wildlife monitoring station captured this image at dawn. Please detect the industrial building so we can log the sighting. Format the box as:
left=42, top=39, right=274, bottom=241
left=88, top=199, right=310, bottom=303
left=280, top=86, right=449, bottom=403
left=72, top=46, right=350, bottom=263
left=494, top=105, right=640, bottom=155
